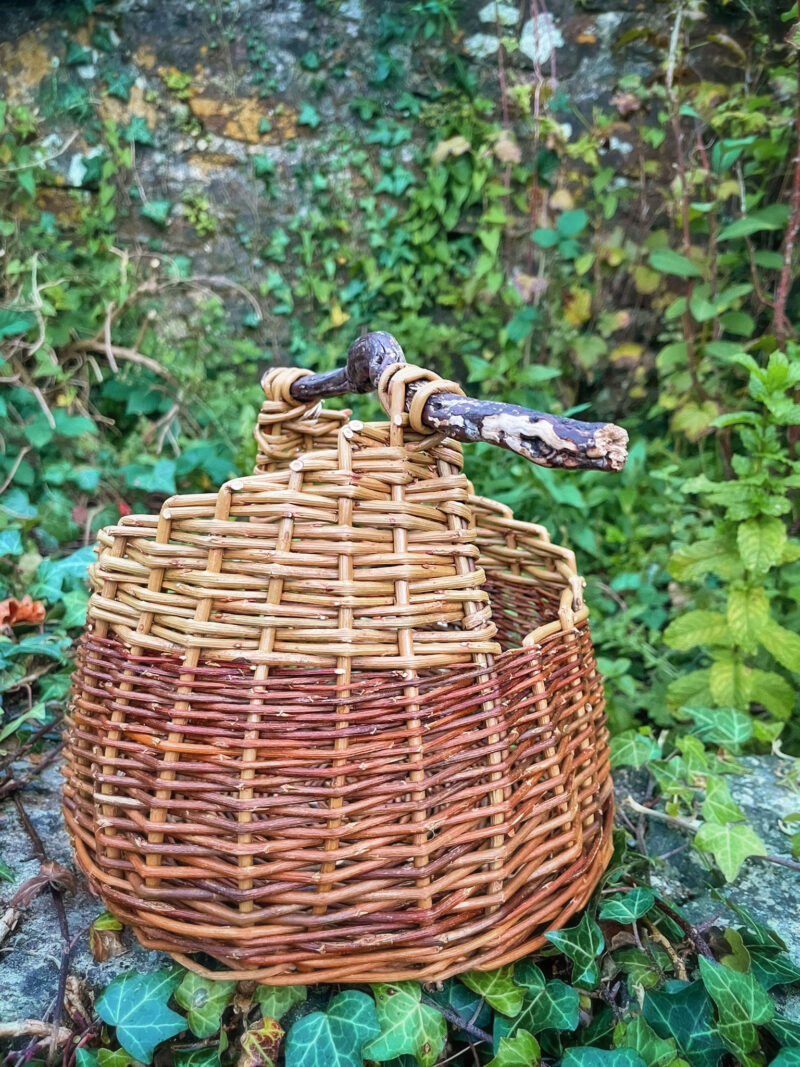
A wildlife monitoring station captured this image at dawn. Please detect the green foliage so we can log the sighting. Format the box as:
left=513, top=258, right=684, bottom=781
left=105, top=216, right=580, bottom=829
left=285, top=990, right=379, bottom=1067
left=485, top=1030, right=541, bottom=1067
left=3, top=3, right=800, bottom=1065
left=365, top=983, right=447, bottom=1067
left=545, top=913, right=605, bottom=988
left=461, top=966, right=524, bottom=1016
left=598, top=888, right=655, bottom=924
left=252, top=984, right=307, bottom=1021
left=95, top=969, right=185, bottom=1063
left=174, top=972, right=236, bottom=1038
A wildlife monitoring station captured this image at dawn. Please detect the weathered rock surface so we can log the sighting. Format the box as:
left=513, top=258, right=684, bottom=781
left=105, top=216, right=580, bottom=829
left=0, top=0, right=765, bottom=338
left=0, top=760, right=170, bottom=1025
left=615, top=756, right=800, bottom=966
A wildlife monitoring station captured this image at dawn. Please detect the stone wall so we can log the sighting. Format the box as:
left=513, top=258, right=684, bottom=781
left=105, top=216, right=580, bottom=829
left=0, top=0, right=763, bottom=337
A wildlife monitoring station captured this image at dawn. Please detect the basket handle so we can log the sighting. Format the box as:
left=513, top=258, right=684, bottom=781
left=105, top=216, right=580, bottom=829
left=288, top=331, right=628, bottom=471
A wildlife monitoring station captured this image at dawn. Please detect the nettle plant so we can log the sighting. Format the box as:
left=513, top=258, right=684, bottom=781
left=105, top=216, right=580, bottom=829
left=663, top=347, right=800, bottom=742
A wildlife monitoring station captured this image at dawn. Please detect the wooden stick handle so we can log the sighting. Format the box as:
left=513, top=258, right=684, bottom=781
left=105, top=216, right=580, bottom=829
left=289, top=331, right=628, bottom=471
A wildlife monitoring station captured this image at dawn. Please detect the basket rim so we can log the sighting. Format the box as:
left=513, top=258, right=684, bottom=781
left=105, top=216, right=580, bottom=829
left=88, top=457, right=589, bottom=659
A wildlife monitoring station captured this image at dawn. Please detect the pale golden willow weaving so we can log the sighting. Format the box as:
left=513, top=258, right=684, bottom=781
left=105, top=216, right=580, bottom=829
left=63, top=332, right=628, bottom=984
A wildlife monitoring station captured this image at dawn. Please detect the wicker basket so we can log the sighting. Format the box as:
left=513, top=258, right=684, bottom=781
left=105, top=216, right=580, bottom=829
left=63, top=333, right=624, bottom=984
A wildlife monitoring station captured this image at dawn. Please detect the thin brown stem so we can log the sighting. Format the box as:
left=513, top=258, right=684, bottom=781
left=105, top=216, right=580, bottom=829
left=773, top=62, right=800, bottom=344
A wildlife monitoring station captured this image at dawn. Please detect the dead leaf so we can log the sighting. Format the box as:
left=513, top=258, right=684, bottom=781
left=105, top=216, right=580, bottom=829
left=610, top=92, right=642, bottom=117
left=89, top=921, right=127, bottom=962
left=64, top=975, right=94, bottom=1027
left=431, top=135, right=471, bottom=165
left=0, top=905, right=22, bottom=947
left=512, top=271, right=547, bottom=302
left=708, top=33, right=747, bottom=64
left=609, top=929, right=638, bottom=950
left=563, top=287, right=592, bottom=327
left=10, top=862, right=77, bottom=908
left=609, top=342, right=644, bottom=365
left=493, top=130, right=521, bottom=164
left=0, top=596, right=46, bottom=627
left=239, top=1017, right=284, bottom=1067
left=549, top=188, right=575, bottom=211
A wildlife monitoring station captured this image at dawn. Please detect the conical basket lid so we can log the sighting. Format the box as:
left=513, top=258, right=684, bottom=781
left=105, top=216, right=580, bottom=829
left=89, top=420, right=499, bottom=672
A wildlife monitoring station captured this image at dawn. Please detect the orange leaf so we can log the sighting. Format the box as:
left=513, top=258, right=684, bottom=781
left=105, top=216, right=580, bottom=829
left=0, top=596, right=46, bottom=627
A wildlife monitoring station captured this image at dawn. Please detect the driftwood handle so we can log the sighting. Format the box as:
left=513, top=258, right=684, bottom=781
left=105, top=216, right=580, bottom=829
left=289, top=331, right=628, bottom=472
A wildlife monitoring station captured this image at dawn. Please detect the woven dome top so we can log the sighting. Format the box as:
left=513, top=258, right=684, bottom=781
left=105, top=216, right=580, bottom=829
left=86, top=336, right=628, bottom=678
left=90, top=421, right=499, bottom=671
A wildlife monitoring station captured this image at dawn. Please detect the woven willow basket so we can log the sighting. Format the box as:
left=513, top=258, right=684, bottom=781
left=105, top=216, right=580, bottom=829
left=63, top=332, right=626, bottom=984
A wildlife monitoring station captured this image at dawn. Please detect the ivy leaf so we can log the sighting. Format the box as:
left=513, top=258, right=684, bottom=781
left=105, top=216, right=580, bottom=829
left=486, top=1029, right=541, bottom=1067
left=613, top=1015, right=679, bottom=1067
left=95, top=968, right=185, bottom=1064
left=174, top=972, right=236, bottom=1038
left=643, top=982, right=726, bottom=1067
left=105, top=69, right=135, bottom=100
left=175, top=1050, right=221, bottom=1067
left=698, top=957, right=773, bottom=1057
left=253, top=984, right=306, bottom=1021
left=684, top=706, right=753, bottom=748
left=141, top=200, right=173, bottom=227
left=648, top=248, right=703, bottom=278
left=0, top=308, right=35, bottom=339
left=286, top=990, right=379, bottom=1067
left=365, top=983, right=447, bottom=1067
left=123, top=116, right=154, bottom=145
left=771, top=1051, right=800, bottom=1067
left=461, top=966, right=524, bottom=1016
left=96, top=1054, right=132, bottom=1067
left=501, top=961, right=580, bottom=1041
left=694, top=820, right=767, bottom=881
left=663, top=611, right=730, bottom=651
left=768, top=1014, right=800, bottom=1047
left=0, top=529, right=23, bottom=557
left=545, top=913, right=604, bottom=988
left=738, top=517, right=786, bottom=573
left=563, top=1050, right=647, bottom=1067
left=749, top=945, right=800, bottom=989
left=495, top=972, right=580, bottom=1041
left=298, top=103, right=320, bottom=128
left=701, top=778, right=746, bottom=824
left=31, top=545, right=95, bottom=603
left=609, top=730, right=660, bottom=769
left=716, top=894, right=787, bottom=951
left=240, top=1017, right=284, bottom=1067
left=599, top=888, right=655, bottom=923
left=426, top=979, right=492, bottom=1032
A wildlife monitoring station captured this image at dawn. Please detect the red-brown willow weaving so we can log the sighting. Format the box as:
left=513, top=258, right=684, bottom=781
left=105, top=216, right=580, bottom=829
left=63, top=348, right=615, bottom=984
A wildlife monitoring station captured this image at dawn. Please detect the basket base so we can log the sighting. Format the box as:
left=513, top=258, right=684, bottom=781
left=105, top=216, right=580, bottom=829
left=63, top=792, right=613, bottom=985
